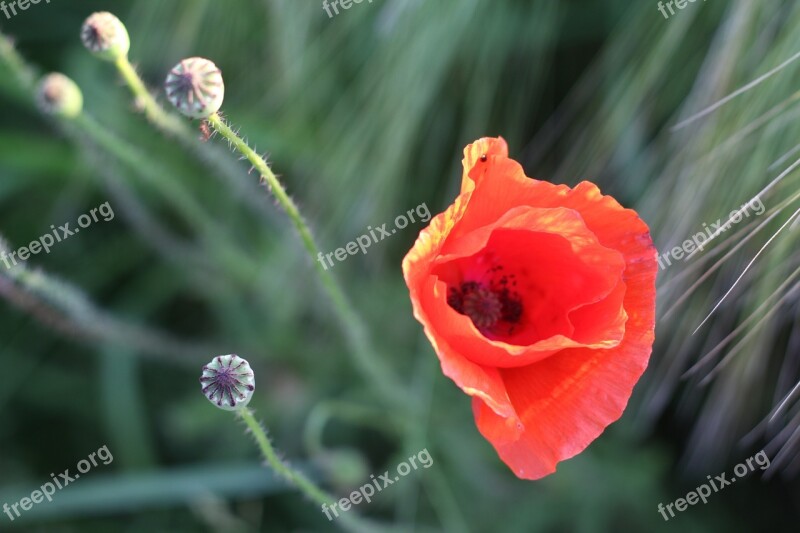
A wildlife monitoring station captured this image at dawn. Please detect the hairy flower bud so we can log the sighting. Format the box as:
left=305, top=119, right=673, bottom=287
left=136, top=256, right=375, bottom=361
left=200, top=354, right=255, bottom=411
left=81, top=12, right=130, bottom=61
left=165, top=57, right=225, bottom=119
left=36, top=73, right=83, bottom=119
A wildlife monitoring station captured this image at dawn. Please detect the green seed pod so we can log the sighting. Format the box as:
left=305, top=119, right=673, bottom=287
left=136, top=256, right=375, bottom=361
left=81, top=12, right=131, bottom=61
left=36, top=73, right=83, bottom=119
left=200, top=354, right=255, bottom=411
left=165, top=57, right=225, bottom=119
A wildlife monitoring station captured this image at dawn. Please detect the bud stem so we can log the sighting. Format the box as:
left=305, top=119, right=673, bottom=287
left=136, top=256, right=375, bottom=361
left=238, top=408, right=331, bottom=504
left=72, top=112, right=261, bottom=284
left=114, top=55, right=184, bottom=135
left=0, top=31, right=37, bottom=91
left=237, top=408, right=376, bottom=532
left=206, top=112, right=409, bottom=409
left=110, top=55, right=275, bottom=224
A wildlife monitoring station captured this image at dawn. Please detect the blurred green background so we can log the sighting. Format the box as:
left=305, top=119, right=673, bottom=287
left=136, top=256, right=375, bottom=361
left=0, top=0, right=799, bottom=531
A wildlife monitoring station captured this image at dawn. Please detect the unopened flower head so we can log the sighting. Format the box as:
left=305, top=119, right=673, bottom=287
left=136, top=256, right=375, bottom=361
left=36, top=73, right=83, bottom=119
left=200, top=354, right=255, bottom=411
left=81, top=12, right=130, bottom=61
left=165, top=57, right=225, bottom=119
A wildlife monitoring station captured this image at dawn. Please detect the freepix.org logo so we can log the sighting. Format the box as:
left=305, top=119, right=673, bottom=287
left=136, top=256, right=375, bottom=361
left=322, top=0, right=373, bottom=20
left=316, top=202, right=430, bottom=270
left=0, top=0, right=52, bottom=21
left=1, top=201, right=115, bottom=270
left=3, top=445, right=113, bottom=522
left=321, top=448, right=433, bottom=521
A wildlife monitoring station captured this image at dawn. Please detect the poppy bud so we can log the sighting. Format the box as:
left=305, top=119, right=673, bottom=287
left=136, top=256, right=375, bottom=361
left=164, top=57, right=225, bottom=119
left=200, top=354, right=255, bottom=411
left=81, top=12, right=131, bottom=61
left=36, top=73, right=83, bottom=119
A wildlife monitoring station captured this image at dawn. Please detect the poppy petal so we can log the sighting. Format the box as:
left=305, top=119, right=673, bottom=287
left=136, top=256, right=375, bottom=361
left=427, top=205, right=627, bottom=368
left=404, top=138, right=657, bottom=480
left=403, top=193, right=521, bottom=424
left=472, top=184, right=657, bottom=479
left=461, top=137, right=511, bottom=194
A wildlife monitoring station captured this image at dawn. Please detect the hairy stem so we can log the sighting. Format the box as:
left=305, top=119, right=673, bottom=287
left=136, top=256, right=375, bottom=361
left=115, top=55, right=185, bottom=135
left=72, top=112, right=261, bottom=285
left=238, top=408, right=332, bottom=506
left=0, top=237, right=215, bottom=363
left=0, top=30, right=37, bottom=91
left=112, top=55, right=275, bottom=222
left=238, top=409, right=384, bottom=532
left=207, top=112, right=408, bottom=408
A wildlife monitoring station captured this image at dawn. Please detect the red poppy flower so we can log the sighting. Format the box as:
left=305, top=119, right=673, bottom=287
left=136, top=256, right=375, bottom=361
left=402, top=137, right=657, bottom=480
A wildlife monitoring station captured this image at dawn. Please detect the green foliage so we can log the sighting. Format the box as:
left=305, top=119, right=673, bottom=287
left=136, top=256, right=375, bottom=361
left=0, top=0, right=797, bottom=531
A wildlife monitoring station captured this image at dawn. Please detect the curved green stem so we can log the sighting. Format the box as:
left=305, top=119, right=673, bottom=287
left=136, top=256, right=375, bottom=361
left=71, top=112, right=260, bottom=285
left=112, top=55, right=275, bottom=222
left=115, top=55, right=185, bottom=136
left=304, top=400, right=406, bottom=456
left=0, top=30, right=36, bottom=91
left=238, top=407, right=332, bottom=506
left=207, top=112, right=408, bottom=409
left=0, top=237, right=214, bottom=363
left=238, top=408, right=380, bottom=533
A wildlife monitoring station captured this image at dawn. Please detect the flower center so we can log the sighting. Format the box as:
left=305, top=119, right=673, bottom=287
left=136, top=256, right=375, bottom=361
left=448, top=272, right=523, bottom=336
left=463, top=285, right=502, bottom=329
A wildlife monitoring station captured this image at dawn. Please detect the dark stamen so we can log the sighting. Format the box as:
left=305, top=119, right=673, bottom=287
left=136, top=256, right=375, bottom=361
left=447, top=272, right=523, bottom=336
